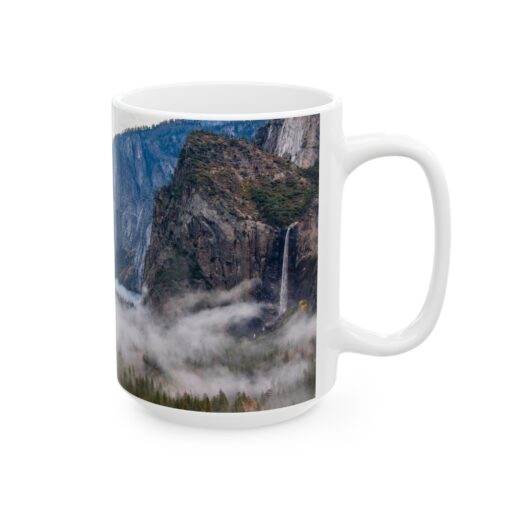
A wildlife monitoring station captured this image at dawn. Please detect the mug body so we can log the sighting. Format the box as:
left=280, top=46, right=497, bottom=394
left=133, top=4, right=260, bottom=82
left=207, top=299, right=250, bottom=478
left=112, top=83, right=344, bottom=427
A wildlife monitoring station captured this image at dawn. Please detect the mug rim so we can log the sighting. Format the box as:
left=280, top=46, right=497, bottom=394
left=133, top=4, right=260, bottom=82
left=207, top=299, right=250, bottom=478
left=112, top=81, right=341, bottom=121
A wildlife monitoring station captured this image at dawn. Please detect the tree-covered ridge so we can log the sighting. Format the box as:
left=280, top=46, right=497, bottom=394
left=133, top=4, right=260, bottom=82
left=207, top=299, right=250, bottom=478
left=249, top=162, right=318, bottom=227
left=116, top=119, right=266, bottom=139
left=170, top=131, right=318, bottom=228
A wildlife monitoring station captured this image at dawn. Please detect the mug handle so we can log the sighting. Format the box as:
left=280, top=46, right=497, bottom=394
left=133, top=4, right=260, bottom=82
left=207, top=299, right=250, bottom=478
left=338, top=134, right=450, bottom=355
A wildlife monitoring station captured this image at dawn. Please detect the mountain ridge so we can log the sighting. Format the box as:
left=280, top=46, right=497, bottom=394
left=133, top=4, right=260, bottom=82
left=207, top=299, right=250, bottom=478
left=113, top=120, right=265, bottom=293
left=142, top=131, right=318, bottom=310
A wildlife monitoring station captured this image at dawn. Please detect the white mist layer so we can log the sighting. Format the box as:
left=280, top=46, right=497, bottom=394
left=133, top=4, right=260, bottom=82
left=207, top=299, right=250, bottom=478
left=115, top=279, right=142, bottom=305
left=116, top=281, right=316, bottom=401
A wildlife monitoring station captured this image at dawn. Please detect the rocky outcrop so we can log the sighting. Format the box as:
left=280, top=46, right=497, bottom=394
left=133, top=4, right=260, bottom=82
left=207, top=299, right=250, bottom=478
left=254, top=115, right=320, bottom=169
left=142, top=131, right=318, bottom=310
left=113, top=131, right=170, bottom=292
left=113, top=119, right=264, bottom=293
left=293, top=197, right=319, bottom=308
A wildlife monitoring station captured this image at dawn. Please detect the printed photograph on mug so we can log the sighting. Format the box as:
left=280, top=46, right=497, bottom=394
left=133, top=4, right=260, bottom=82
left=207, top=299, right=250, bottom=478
left=113, top=115, right=320, bottom=412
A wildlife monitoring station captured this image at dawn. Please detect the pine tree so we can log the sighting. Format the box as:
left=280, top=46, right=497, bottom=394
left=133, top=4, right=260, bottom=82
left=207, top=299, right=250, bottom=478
left=218, top=390, right=230, bottom=412
left=233, top=392, right=244, bottom=412
left=202, top=394, right=212, bottom=412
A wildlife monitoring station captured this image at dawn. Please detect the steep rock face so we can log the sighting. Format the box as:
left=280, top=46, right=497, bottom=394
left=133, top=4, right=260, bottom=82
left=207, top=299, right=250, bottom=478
left=113, top=132, right=170, bottom=292
left=293, top=197, right=319, bottom=308
left=143, top=131, right=318, bottom=310
left=113, top=119, right=264, bottom=293
left=254, top=115, right=320, bottom=169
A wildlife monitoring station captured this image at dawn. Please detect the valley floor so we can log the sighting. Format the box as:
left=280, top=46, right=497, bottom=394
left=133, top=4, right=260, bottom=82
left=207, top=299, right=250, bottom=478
left=116, top=293, right=316, bottom=412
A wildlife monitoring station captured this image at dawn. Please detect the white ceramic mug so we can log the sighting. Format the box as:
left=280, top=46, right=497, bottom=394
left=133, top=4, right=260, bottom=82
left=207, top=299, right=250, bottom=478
left=112, top=82, right=450, bottom=428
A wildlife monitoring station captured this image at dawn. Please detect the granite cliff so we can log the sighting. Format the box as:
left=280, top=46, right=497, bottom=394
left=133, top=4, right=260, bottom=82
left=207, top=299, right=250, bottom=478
left=254, top=115, right=319, bottom=169
left=113, top=120, right=264, bottom=293
left=142, top=131, right=318, bottom=310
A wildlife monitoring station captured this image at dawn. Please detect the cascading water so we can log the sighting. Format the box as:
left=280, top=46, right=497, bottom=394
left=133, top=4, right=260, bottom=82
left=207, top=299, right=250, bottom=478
left=279, top=223, right=296, bottom=315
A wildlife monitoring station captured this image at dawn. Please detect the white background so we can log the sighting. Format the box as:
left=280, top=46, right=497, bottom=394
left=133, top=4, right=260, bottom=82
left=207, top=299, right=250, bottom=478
left=1, top=1, right=509, bottom=508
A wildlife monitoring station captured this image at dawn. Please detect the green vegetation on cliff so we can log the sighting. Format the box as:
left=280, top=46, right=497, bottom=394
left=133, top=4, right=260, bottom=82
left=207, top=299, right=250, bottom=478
left=176, top=131, right=318, bottom=228
left=249, top=172, right=316, bottom=227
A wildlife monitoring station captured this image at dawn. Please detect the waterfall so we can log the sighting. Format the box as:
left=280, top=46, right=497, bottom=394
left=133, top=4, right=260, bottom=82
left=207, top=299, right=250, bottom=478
left=279, top=224, right=296, bottom=315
